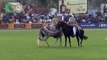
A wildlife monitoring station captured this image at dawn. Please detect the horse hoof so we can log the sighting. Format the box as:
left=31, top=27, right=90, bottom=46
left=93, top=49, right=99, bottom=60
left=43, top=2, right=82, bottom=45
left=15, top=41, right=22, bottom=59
left=79, top=45, right=82, bottom=47
left=81, top=45, right=82, bottom=47
left=78, top=45, right=82, bottom=47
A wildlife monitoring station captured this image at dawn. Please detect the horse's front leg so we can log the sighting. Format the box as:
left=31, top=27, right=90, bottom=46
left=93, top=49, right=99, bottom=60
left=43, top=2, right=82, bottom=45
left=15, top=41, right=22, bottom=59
left=59, top=36, right=62, bottom=47
left=37, top=38, right=41, bottom=47
left=54, top=38, right=58, bottom=46
left=65, top=36, right=67, bottom=47
left=68, top=37, right=71, bottom=47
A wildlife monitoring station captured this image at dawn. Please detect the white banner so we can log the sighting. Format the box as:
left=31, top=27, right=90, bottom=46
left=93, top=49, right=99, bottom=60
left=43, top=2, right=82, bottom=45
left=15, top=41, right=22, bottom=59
left=64, top=0, right=87, bottom=13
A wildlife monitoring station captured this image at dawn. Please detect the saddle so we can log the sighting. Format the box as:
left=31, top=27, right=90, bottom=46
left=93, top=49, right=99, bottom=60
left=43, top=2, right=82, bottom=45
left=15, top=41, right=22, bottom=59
left=42, top=27, right=59, bottom=36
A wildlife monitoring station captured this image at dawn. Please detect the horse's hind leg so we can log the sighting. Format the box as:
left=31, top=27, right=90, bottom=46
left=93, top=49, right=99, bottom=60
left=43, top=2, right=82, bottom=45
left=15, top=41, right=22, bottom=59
left=54, top=38, right=58, bottom=46
left=80, top=40, right=83, bottom=47
left=54, top=37, right=62, bottom=47
left=45, top=41, right=49, bottom=47
left=76, top=36, right=80, bottom=47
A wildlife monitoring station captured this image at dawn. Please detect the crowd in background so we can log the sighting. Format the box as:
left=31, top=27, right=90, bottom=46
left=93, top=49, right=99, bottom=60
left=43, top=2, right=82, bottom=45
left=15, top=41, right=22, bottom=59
left=74, top=11, right=107, bottom=23
left=0, top=4, right=107, bottom=24
left=1, top=11, right=107, bottom=24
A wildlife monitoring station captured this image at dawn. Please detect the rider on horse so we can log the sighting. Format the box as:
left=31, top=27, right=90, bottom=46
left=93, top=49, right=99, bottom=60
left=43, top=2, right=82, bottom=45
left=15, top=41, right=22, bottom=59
left=43, top=15, right=59, bottom=36
left=69, top=16, right=81, bottom=29
left=49, top=15, right=59, bottom=31
left=69, top=15, right=82, bottom=35
left=64, top=10, right=82, bottom=36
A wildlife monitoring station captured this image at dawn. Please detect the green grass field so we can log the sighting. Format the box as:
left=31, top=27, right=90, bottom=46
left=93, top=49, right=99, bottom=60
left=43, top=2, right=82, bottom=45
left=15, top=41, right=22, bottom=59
left=0, top=29, right=107, bottom=60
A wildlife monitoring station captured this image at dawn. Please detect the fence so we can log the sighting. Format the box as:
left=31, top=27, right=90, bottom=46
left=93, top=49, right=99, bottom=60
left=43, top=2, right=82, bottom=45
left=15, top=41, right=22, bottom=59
left=0, top=23, right=50, bottom=29
left=0, top=23, right=107, bottom=29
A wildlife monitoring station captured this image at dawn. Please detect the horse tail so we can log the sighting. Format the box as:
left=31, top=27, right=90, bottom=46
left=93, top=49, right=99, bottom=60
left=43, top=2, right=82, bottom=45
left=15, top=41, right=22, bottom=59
left=79, top=29, right=88, bottom=40
left=83, top=35, right=88, bottom=40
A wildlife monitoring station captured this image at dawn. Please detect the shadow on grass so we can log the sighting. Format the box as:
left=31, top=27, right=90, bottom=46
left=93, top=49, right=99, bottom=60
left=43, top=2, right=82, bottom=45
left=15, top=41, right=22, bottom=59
left=37, top=46, right=84, bottom=50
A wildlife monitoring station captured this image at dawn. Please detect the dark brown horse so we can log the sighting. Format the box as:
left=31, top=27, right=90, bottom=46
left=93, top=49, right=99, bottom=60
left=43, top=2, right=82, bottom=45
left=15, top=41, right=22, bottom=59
left=56, top=21, right=88, bottom=47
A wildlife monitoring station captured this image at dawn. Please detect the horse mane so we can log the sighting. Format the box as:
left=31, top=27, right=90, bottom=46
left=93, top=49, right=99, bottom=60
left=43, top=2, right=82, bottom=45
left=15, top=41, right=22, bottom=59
left=58, top=21, right=73, bottom=30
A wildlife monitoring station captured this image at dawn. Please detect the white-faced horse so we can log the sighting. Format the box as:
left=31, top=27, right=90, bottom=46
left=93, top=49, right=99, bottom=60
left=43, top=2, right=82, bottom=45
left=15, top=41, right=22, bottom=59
left=37, top=27, right=62, bottom=47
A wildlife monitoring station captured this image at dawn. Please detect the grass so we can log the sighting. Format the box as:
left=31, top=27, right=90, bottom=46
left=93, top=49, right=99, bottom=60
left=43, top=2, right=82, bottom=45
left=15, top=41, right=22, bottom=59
left=0, top=29, right=107, bottom=60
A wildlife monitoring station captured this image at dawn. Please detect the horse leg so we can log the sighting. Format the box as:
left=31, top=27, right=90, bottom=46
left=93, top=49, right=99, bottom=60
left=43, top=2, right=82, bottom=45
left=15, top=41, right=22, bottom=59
left=65, top=36, right=67, bottom=47
left=54, top=38, right=58, bottom=46
left=59, top=36, right=62, bottom=47
left=37, top=38, right=41, bottom=47
left=76, top=36, right=80, bottom=47
left=80, top=40, right=83, bottom=47
left=45, top=41, right=49, bottom=47
left=68, top=37, right=71, bottom=47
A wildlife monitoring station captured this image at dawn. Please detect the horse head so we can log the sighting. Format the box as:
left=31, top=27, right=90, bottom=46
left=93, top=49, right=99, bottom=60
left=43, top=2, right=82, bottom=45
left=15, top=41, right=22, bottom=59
left=56, top=21, right=65, bottom=30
